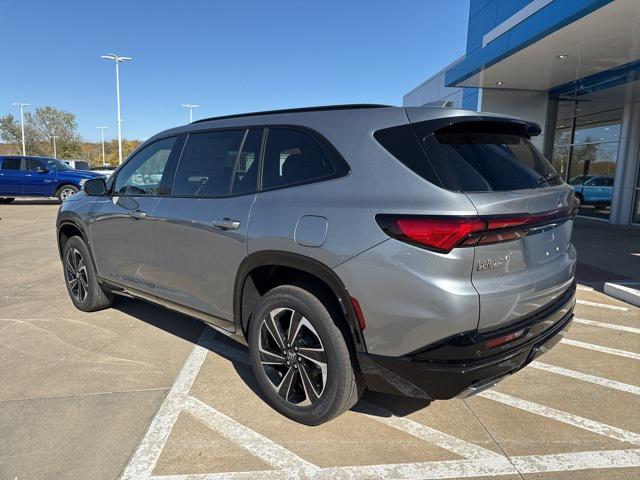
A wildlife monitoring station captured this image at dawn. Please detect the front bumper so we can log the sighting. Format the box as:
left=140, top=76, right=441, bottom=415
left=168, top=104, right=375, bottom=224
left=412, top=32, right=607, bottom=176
left=358, top=282, right=576, bottom=400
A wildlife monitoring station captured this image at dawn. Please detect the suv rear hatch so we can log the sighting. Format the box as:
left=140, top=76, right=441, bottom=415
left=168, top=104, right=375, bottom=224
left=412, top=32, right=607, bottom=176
left=388, top=109, right=577, bottom=331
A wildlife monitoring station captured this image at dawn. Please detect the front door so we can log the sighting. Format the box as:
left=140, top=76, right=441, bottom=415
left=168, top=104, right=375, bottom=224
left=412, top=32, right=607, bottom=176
left=0, top=158, right=24, bottom=195
left=152, top=128, right=262, bottom=330
left=90, top=136, right=179, bottom=294
left=23, top=158, right=56, bottom=196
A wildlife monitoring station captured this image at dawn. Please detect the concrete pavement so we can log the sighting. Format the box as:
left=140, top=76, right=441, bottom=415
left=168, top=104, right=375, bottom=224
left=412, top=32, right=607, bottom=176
left=1, top=200, right=639, bottom=480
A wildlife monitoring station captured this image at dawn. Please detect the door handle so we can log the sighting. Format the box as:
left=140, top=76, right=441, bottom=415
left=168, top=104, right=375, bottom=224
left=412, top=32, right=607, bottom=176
left=129, top=210, right=147, bottom=220
left=212, top=218, right=241, bottom=230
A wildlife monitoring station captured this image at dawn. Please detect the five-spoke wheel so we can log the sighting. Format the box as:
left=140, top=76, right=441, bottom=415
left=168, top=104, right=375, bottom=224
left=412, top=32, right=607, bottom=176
left=249, top=284, right=362, bottom=425
left=65, top=248, right=89, bottom=303
left=259, top=307, right=328, bottom=406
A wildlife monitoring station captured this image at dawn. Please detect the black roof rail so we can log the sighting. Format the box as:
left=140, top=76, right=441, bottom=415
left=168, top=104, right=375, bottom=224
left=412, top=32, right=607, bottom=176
left=191, top=104, right=393, bottom=124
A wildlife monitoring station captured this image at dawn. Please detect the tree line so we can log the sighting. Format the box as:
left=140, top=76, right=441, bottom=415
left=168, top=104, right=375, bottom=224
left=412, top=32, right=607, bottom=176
left=0, top=106, right=140, bottom=166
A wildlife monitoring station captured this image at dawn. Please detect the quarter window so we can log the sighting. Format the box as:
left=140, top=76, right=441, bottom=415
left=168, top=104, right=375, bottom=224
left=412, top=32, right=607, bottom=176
left=172, top=130, right=245, bottom=197
left=262, top=128, right=335, bottom=190
left=26, top=159, right=44, bottom=171
left=113, top=137, right=176, bottom=196
left=1, top=158, right=21, bottom=170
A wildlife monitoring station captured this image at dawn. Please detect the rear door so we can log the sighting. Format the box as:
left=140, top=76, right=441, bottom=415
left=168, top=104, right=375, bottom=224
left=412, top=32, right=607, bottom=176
left=417, top=118, right=576, bottom=330
left=0, top=158, right=24, bottom=195
left=24, top=158, right=56, bottom=196
left=151, top=128, right=261, bottom=330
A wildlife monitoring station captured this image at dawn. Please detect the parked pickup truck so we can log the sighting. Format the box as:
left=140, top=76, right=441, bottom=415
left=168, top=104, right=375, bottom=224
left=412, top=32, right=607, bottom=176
left=0, top=155, right=103, bottom=203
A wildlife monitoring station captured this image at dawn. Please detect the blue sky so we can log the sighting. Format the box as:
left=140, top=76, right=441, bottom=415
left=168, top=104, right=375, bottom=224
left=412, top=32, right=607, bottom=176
left=1, top=0, right=469, bottom=141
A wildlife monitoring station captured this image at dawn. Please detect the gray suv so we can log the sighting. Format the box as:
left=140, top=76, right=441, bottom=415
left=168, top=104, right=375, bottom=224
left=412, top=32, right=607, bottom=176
left=57, top=105, right=577, bottom=425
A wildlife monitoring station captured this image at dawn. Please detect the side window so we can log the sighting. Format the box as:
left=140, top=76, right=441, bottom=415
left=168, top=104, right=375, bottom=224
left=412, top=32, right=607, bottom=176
left=26, top=159, right=44, bottom=171
left=1, top=158, right=21, bottom=170
left=172, top=130, right=245, bottom=197
left=231, top=129, right=262, bottom=195
left=262, top=128, right=335, bottom=190
left=113, top=137, right=176, bottom=196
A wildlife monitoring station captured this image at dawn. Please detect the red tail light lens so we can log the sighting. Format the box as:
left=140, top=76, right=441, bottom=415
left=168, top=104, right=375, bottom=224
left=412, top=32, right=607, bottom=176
left=393, top=217, right=486, bottom=253
left=377, top=204, right=577, bottom=254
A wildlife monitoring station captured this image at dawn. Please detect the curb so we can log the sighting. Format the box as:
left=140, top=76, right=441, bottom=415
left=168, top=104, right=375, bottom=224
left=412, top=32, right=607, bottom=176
left=604, top=282, right=640, bottom=308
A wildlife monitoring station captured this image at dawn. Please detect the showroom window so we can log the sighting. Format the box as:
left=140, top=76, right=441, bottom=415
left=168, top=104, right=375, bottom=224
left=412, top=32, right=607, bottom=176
left=552, top=107, right=622, bottom=220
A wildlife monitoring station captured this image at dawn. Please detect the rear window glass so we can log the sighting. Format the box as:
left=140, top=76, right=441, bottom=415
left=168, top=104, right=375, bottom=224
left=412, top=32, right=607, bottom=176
left=376, top=120, right=562, bottom=192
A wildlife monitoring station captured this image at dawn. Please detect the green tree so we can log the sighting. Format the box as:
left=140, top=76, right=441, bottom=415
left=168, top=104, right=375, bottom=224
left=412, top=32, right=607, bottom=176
left=0, top=106, right=82, bottom=158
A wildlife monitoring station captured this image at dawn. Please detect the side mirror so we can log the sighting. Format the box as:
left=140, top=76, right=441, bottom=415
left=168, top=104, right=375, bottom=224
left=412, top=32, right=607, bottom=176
left=84, top=177, right=108, bottom=196
left=37, top=166, right=49, bottom=174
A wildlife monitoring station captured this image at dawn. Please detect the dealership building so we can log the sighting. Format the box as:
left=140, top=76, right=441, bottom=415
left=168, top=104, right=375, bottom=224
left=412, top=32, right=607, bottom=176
left=404, top=0, right=640, bottom=225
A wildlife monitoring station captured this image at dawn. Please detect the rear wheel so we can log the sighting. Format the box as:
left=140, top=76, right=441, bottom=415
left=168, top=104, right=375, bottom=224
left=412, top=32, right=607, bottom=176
left=57, top=185, right=79, bottom=203
left=248, top=284, right=362, bottom=425
left=0, top=197, right=14, bottom=204
left=63, top=236, right=113, bottom=311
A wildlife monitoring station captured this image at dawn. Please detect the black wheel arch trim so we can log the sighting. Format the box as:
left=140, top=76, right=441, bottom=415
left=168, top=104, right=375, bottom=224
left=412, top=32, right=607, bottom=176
left=56, top=215, right=102, bottom=278
left=234, top=250, right=367, bottom=353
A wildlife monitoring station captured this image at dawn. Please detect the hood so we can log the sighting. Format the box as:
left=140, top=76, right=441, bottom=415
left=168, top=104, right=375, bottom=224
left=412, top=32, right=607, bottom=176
left=56, top=169, right=104, bottom=180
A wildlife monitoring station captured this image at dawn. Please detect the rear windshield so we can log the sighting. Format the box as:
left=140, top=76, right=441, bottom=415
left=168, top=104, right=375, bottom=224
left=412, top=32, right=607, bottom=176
left=375, top=120, right=562, bottom=192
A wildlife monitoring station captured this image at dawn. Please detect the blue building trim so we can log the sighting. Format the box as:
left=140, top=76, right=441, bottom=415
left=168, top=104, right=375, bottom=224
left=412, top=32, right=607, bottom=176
left=445, top=0, right=613, bottom=87
left=550, top=59, right=640, bottom=97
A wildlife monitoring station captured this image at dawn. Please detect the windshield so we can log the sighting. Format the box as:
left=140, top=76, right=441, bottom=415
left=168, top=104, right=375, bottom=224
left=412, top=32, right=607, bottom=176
left=45, top=159, right=72, bottom=171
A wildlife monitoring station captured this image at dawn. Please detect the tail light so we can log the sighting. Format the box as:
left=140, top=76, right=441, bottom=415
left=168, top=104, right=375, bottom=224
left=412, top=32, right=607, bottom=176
left=376, top=200, right=578, bottom=254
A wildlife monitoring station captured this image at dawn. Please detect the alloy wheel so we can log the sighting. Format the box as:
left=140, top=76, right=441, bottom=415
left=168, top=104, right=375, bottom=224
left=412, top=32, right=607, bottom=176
left=60, top=187, right=76, bottom=201
left=258, top=307, right=328, bottom=406
left=65, top=248, right=89, bottom=303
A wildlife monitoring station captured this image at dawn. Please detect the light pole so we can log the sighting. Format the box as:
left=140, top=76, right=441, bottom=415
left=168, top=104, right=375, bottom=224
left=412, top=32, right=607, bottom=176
left=51, top=134, right=59, bottom=158
left=101, top=53, right=131, bottom=164
left=181, top=103, right=200, bottom=123
left=12, top=102, right=29, bottom=155
left=96, top=126, right=108, bottom=166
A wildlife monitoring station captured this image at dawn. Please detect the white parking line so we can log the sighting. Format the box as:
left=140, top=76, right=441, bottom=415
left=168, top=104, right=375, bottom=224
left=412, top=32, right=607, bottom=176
left=184, top=396, right=316, bottom=472
left=574, top=317, right=640, bottom=334
left=561, top=338, right=640, bottom=360
left=479, top=390, right=640, bottom=446
left=530, top=361, right=640, bottom=395
left=512, top=448, right=640, bottom=474
left=124, top=327, right=640, bottom=480
left=121, top=338, right=209, bottom=480
left=359, top=356, right=430, bottom=399
left=361, top=401, right=505, bottom=461
left=576, top=299, right=629, bottom=311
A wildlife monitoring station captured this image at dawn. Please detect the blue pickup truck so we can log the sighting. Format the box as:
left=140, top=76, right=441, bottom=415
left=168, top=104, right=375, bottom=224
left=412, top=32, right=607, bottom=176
left=0, top=156, right=103, bottom=204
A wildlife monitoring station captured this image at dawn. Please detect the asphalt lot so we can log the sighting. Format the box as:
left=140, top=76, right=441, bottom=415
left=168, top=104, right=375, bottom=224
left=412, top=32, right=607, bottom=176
left=1, top=200, right=639, bottom=480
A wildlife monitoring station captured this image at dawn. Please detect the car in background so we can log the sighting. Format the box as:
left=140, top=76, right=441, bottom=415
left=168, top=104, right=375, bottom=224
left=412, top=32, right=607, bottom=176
left=60, top=159, right=92, bottom=171
left=91, top=165, right=118, bottom=177
left=0, top=155, right=103, bottom=203
left=569, top=175, right=614, bottom=206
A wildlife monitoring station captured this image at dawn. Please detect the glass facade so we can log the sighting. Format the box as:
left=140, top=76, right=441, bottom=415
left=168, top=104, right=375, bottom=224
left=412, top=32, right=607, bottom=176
left=634, top=169, right=640, bottom=225
left=552, top=107, right=622, bottom=220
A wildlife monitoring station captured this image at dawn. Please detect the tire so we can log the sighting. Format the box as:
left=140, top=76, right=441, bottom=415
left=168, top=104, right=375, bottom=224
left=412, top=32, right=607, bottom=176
left=62, top=236, right=114, bottom=312
left=248, top=284, right=362, bottom=425
left=57, top=184, right=79, bottom=203
left=0, top=197, right=15, bottom=204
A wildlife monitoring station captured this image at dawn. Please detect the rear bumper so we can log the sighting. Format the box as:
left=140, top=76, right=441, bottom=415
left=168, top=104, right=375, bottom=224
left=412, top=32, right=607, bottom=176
left=358, top=282, right=576, bottom=400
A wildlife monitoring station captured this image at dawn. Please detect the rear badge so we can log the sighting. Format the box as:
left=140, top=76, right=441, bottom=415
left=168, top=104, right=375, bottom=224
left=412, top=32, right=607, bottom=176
left=477, top=255, right=510, bottom=271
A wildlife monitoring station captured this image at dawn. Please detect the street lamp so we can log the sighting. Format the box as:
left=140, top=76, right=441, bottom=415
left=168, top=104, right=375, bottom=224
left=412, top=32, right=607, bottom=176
left=101, top=53, right=131, bottom=164
left=51, top=134, right=59, bottom=158
left=12, top=102, right=29, bottom=155
left=181, top=103, right=200, bottom=123
left=96, top=126, right=108, bottom=166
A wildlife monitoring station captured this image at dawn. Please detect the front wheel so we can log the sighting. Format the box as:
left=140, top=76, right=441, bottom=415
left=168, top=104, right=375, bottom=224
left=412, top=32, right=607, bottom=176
left=248, top=284, right=362, bottom=425
left=57, top=185, right=79, bottom=203
left=63, top=236, right=114, bottom=312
